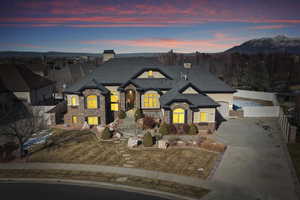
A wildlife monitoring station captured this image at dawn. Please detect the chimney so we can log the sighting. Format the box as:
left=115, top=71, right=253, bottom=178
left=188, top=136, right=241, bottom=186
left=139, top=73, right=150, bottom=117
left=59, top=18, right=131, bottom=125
left=102, top=49, right=115, bottom=62
left=184, top=62, right=192, bottom=69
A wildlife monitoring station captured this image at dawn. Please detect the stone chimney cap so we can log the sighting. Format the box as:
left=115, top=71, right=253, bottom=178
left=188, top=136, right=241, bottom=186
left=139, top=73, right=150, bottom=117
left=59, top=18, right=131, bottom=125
left=184, top=62, right=192, bottom=69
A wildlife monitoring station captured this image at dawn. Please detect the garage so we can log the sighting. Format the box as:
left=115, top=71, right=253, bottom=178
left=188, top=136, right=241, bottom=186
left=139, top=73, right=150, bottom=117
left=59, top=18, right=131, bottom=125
left=217, top=101, right=229, bottom=118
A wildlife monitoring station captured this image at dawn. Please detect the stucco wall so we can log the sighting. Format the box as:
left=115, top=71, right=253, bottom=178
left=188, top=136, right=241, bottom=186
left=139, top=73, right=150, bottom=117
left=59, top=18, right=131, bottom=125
left=234, top=89, right=278, bottom=105
left=14, top=92, right=31, bottom=103
left=182, top=87, right=198, bottom=94
left=207, top=93, right=233, bottom=106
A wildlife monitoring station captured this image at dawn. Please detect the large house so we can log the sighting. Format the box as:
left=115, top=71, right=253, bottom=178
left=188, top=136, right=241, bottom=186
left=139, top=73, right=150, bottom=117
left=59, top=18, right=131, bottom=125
left=63, top=51, right=236, bottom=132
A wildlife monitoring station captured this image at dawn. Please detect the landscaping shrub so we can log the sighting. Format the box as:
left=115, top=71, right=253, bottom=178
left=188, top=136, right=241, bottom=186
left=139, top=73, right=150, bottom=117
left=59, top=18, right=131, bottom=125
left=188, top=124, right=198, bottom=135
left=134, top=109, right=144, bottom=121
left=101, top=127, right=113, bottom=140
left=143, top=132, right=154, bottom=147
left=182, top=124, right=190, bottom=134
left=159, top=123, right=169, bottom=136
left=143, top=116, right=156, bottom=129
left=168, top=124, right=177, bottom=134
left=118, top=110, right=126, bottom=119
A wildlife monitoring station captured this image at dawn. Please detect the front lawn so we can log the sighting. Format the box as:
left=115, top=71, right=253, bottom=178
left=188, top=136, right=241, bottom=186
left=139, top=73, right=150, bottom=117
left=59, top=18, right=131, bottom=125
left=28, top=128, right=219, bottom=179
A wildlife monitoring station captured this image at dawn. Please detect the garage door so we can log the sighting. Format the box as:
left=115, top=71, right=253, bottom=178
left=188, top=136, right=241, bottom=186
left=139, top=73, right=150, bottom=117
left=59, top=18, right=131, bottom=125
left=217, top=101, right=229, bottom=118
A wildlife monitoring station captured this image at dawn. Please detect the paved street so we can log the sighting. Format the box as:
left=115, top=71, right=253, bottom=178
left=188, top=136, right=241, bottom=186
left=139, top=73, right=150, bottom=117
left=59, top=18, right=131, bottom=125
left=0, top=183, right=170, bottom=200
left=210, top=118, right=298, bottom=200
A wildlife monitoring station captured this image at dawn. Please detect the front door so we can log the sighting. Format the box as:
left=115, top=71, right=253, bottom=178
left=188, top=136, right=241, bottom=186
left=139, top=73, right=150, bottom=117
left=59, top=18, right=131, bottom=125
left=125, top=89, right=135, bottom=111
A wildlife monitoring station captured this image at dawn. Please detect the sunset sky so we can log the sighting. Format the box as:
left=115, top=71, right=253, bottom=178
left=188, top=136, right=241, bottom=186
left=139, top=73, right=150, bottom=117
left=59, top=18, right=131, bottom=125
left=1, top=0, right=300, bottom=53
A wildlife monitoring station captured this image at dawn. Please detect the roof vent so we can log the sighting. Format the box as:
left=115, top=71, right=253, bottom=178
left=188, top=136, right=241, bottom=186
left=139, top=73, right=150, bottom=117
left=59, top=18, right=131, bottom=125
left=184, top=62, right=192, bottom=69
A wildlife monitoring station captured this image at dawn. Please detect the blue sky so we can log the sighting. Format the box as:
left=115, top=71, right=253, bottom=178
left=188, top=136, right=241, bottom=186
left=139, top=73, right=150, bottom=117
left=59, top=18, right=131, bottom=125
left=0, top=0, right=300, bottom=53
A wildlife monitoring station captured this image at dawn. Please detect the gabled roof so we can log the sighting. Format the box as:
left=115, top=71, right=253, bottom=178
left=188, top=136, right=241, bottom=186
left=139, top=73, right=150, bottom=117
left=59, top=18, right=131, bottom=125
left=160, top=80, right=219, bottom=109
left=0, top=64, right=55, bottom=92
left=130, top=67, right=173, bottom=80
left=178, top=82, right=202, bottom=94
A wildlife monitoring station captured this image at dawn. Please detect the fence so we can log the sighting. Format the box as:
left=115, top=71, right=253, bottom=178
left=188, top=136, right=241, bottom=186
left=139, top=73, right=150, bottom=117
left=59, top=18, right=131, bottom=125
left=278, top=108, right=298, bottom=143
left=243, top=106, right=280, bottom=117
left=234, top=90, right=279, bottom=117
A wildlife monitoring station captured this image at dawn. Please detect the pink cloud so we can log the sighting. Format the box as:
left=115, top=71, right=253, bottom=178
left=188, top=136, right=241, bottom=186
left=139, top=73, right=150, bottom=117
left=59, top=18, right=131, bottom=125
left=80, top=34, right=245, bottom=52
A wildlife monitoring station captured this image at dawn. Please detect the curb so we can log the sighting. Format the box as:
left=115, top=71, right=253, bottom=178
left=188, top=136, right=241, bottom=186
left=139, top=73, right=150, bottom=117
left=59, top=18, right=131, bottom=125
left=0, top=178, right=198, bottom=200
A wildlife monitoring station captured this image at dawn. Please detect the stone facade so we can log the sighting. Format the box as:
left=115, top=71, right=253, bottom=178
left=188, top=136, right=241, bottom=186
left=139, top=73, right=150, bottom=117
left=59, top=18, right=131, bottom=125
left=64, top=89, right=107, bottom=127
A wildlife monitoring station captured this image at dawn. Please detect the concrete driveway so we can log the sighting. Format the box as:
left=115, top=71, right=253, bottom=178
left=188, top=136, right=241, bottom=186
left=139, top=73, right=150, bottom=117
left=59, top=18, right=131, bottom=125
left=211, top=118, right=297, bottom=200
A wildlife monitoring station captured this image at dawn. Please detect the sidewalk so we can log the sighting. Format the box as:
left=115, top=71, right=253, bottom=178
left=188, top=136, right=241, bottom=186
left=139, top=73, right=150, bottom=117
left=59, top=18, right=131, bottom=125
left=0, top=162, right=260, bottom=200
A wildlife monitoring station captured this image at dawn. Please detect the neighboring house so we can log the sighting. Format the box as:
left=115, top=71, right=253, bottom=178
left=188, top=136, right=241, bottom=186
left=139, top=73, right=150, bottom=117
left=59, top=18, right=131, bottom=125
left=0, top=64, right=55, bottom=105
left=64, top=52, right=236, bottom=132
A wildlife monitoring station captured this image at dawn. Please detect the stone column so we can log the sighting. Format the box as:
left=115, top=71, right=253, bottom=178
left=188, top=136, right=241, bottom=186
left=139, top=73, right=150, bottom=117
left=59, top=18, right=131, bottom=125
left=135, top=90, right=141, bottom=109
left=120, top=92, right=125, bottom=111
left=101, top=94, right=106, bottom=125
left=187, top=109, right=193, bottom=124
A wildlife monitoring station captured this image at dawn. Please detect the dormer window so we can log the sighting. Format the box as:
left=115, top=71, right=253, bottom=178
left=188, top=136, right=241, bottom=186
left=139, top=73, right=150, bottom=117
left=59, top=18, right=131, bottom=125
left=148, top=70, right=153, bottom=78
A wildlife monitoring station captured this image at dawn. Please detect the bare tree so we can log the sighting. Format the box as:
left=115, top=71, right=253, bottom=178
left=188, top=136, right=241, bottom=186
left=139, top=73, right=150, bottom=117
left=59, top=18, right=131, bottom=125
left=0, top=105, right=47, bottom=157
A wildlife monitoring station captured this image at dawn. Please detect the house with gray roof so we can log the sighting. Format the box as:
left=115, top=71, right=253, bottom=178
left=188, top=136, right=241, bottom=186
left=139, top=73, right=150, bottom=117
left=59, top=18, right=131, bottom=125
left=64, top=51, right=236, bottom=132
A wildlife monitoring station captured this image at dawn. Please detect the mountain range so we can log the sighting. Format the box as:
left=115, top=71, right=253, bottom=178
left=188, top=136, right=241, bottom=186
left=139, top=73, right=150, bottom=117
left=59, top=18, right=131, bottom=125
left=226, top=35, right=300, bottom=54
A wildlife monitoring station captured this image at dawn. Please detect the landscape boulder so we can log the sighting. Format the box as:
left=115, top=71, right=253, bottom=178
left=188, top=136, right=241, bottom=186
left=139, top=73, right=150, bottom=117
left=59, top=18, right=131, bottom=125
left=81, top=121, right=90, bottom=130
left=158, top=140, right=169, bottom=149
left=128, top=137, right=139, bottom=148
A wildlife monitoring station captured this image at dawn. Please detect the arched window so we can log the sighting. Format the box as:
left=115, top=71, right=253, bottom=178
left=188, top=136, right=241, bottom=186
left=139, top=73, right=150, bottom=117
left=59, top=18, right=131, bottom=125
left=71, top=96, right=77, bottom=106
left=173, top=108, right=185, bottom=124
left=110, top=91, right=119, bottom=111
left=143, top=92, right=159, bottom=108
left=86, top=95, right=98, bottom=109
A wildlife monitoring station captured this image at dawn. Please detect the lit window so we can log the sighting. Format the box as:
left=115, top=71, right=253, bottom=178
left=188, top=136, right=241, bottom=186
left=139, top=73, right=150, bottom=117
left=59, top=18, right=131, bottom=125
left=87, top=95, right=98, bottom=109
left=143, top=93, right=159, bottom=108
left=110, top=91, right=119, bottom=111
left=148, top=70, right=153, bottom=78
left=200, top=112, right=207, bottom=122
left=88, top=116, right=99, bottom=125
left=173, top=108, right=185, bottom=124
left=72, top=116, right=78, bottom=124
left=71, top=96, right=77, bottom=106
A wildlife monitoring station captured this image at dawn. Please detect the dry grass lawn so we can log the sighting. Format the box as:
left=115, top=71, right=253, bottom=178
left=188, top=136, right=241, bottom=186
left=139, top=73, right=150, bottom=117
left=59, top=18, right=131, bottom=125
left=28, top=128, right=220, bottom=179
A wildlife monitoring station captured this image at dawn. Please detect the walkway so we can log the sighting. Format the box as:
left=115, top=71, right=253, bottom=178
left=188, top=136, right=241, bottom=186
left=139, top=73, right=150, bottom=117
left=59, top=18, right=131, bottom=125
left=210, top=117, right=298, bottom=200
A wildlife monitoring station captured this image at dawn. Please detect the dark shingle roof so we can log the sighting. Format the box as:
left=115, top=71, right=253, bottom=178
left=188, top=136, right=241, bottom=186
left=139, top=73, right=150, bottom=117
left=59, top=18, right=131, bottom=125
left=0, top=64, right=55, bottom=92
left=64, top=57, right=235, bottom=107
